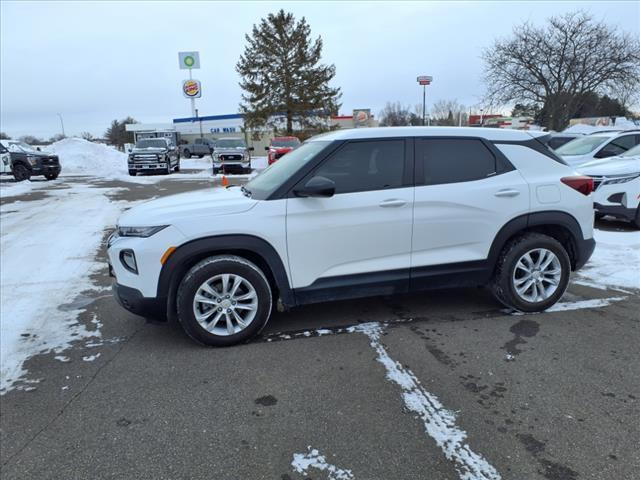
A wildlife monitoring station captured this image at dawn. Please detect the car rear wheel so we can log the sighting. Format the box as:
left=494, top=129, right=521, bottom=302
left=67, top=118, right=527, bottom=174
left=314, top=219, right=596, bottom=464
left=176, top=255, right=272, bottom=346
left=183, top=149, right=191, bottom=159
left=12, top=163, right=31, bottom=182
left=491, top=233, right=570, bottom=313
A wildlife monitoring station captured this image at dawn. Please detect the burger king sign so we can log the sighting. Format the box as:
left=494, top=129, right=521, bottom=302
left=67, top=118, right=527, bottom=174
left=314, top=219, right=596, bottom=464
left=182, top=79, right=202, bottom=98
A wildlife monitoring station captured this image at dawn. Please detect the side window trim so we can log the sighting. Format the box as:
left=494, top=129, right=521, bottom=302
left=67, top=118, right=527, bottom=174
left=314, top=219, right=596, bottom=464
left=414, top=136, right=514, bottom=187
left=293, top=137, right=412, bottom=196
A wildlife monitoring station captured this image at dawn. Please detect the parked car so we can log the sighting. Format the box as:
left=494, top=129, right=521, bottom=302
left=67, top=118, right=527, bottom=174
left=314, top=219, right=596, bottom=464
left=556, top=130, right=640, bottom=166
left=108, top=127, right=595, bottom=346
left=265, top=136, right=301, bottom=165
left=128, top=138, right=180, bottom=176
left=546, top=132, right=584, bottom=150
left=212, top=137, right=253, bottom=174
left=578, top=144, right=640, bottom=228
left=0, top=140, right=61, bottom=181
left=180, top=138, right=215, bottom=159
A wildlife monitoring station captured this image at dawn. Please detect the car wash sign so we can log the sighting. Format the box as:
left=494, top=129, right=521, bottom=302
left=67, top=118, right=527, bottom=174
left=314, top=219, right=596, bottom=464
left=182, top=79, right=202, bottom=98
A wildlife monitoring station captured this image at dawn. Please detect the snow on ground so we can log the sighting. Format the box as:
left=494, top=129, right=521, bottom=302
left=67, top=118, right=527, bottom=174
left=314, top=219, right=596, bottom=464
left=0, top=183, right=123, bottom=393
left=576, top=229, right=640, bottom=290
left=48, top=138, right=129, bottom=178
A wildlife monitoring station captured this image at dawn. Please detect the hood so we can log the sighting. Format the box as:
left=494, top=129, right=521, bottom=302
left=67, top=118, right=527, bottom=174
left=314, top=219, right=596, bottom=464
left=560, top=154, right=594, bottom=167
left=131, top=147, right=167, bottom=154
left=118, top=187, right=257, bottom=227
left=578, top=157, right=640, bottom=176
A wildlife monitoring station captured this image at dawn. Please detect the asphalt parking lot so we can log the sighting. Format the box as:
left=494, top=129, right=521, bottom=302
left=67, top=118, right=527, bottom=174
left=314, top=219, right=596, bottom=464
left=1, top=173, right=639, bottom=480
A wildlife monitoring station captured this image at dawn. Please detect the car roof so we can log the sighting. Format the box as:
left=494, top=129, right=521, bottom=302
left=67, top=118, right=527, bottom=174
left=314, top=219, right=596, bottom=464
left=587, top=129, right=640, bottom=138
left=308, top=126, right=547, bottom=142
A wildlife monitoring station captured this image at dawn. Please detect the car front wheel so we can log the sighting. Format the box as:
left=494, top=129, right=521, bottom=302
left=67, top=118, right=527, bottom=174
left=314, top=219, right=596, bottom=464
left=491, top=233, right=570, bottom=312
left=176, top=255, right=273, bottom=346
left=12, top=164, right=31, bottom=182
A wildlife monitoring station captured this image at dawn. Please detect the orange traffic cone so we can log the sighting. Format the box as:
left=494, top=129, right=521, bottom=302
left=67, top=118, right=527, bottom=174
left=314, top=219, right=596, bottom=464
left=221, top=175, right=229, bottom=187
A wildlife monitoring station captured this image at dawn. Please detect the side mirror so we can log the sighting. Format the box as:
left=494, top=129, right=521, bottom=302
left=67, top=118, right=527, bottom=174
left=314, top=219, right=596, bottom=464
left=264, top=146, right=269, bottom=151
left=294, top=176, right=335, bottom=198
left=248, top=146, right=255, bottom=152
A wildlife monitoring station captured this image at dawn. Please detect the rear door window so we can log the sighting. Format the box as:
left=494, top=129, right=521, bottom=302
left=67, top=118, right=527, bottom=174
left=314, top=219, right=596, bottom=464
left=415, top=138, right=499, bottom=186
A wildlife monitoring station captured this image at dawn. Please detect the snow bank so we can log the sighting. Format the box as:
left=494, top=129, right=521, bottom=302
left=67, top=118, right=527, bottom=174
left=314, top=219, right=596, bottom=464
left=576, top=229, right=640, bottom=290
left=48, top=137, right=129, bottom=178
left=0, top=184, right=122, bottom=392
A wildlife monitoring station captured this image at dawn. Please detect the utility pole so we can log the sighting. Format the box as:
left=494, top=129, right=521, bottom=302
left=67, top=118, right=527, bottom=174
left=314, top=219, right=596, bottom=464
left=56, top=113, right=65, bottom=137
left=416, top=75, right=433, bottom=126
left=196, top=108, right=203, bottom=138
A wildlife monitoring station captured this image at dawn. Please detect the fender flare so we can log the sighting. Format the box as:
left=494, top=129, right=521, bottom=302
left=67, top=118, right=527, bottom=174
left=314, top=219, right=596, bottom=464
left=157, top=234, right=294, bottom=307
left=487, top=210, right=584, bottom=268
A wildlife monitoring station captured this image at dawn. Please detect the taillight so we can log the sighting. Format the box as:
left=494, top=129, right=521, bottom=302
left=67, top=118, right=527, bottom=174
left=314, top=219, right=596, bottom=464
left=561, top=176, right=594, bottom=196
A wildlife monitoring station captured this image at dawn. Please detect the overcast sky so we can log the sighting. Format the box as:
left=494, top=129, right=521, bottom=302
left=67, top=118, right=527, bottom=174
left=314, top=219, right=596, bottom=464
left=1, top=1, right=638, bottom=139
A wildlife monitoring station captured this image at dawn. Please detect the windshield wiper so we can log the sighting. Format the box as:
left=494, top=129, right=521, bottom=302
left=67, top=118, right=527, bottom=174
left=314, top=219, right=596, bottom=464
left=241, top=185, right=252, bottom=198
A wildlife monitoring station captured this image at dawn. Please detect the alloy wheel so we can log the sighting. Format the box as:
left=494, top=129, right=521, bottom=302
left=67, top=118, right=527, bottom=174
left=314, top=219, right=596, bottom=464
left=512, top=248, right=562, bottom=303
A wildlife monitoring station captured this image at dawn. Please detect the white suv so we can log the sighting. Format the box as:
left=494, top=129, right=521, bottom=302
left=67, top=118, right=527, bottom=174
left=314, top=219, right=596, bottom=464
left=556, top=130, right=640, bottom=167
left=108, top=127, right=596, bottom=346
left=578, top=144, right=640, bottom=228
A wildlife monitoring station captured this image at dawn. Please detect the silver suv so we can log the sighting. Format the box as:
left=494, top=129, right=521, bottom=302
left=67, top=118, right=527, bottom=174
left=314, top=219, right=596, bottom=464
left=212, top=137, right=254, bottom=174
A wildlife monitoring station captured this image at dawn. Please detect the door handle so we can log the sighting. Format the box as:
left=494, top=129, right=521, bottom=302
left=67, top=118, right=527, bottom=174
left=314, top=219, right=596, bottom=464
left=379, top=199, right=407, bottom=208
left=494, top=189, right=520, bottom=198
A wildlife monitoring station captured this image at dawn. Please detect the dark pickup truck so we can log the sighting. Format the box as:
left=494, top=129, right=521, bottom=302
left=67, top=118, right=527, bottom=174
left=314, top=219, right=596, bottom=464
left=0, top=140, right=61, bottom=181
left=128, top=138, right=180, bottom=175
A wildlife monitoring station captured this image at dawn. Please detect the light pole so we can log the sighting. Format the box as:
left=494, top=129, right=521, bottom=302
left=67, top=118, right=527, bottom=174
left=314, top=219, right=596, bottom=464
left=480, top=108, right=484, bottom=126
left=56, top=113, right=65, bottom=137
left=416, top=75, right=433, bottom=126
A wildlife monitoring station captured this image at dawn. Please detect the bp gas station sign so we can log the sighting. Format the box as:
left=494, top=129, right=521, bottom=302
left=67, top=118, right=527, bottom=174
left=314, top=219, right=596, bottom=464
left=178, top=51, right=200, bottom=70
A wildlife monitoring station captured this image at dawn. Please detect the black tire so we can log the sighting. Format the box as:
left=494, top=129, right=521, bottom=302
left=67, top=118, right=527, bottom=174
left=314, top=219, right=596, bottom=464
left=176, top=255, right=273, bottom=346
left=183, top=149, right=191, bottom=159
left=12, top=163, right=31, bottom=182
left=44, top=173, right=59, bottom=180
left=164, top=159, right=171, bottom=175
left=128, top=169, right=136, bottom=176
left=174, top=159, right=180, bottom=172
left=634, top=206, right=640, bottom=229
left=490, top=233, right=571, bottom=313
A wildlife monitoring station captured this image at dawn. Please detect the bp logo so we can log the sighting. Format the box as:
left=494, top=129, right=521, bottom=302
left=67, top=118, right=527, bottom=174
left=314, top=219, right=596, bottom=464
left=182, top=79, right=202, bottom=98
left=183, top=55, right=195, bottom=68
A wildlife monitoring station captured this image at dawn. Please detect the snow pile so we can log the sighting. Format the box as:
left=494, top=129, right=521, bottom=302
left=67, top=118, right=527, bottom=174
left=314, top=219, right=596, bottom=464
left=576, top=229, right=640, bottom=290
left=0, top=184, right=122, bottom=392
left=47, top=137, right=128, bottom=178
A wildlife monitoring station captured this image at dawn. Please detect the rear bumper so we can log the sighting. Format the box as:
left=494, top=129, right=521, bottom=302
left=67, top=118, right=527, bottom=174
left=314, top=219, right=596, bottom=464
left=113, top=282, right=166, bottom=321
left=574, top=237, right=596, bottom=271
left=594, top=202, right=636, bottom=222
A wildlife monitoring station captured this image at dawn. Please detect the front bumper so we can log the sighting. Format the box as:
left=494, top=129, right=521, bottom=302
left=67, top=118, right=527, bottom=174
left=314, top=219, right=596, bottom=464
left=129, top=162, right=168, bottom=171
left=31, top=163, right=61, bottom=175
left=594, top=203, right=636, bottom=222
left=213, top=162, right=251, bottom=173
left=112, top=282, right=166, bottom=320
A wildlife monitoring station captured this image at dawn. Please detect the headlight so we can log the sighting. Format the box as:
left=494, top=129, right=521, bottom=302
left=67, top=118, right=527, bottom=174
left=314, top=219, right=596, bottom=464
left=117, top=225, right=168, bottom=237
left=603, top=173, right=640, bottom=185
left=27, top=155, right=38, bottom=165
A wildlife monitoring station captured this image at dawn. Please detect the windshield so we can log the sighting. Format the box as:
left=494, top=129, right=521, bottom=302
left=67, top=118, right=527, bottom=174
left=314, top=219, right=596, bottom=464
left=216, top=139, right=246, bottom=149
left=271, top=139, right=300, bottom=148
left=8, top=142, right=37, bottom=153
left=246, top=141, right=331, bottom=199
left=556, top=136, right=609, bottom=156
left=136, top=139, right=167, bottom=149
left=621, top=144, right=640, bottom=157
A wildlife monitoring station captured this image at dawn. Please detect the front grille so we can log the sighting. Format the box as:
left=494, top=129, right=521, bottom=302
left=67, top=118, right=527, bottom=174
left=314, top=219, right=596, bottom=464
left=220, top=154, right=242, bottom=161
left=41, top=157, right=59, bottom=165
left=133, top=154, right=159, bottom=160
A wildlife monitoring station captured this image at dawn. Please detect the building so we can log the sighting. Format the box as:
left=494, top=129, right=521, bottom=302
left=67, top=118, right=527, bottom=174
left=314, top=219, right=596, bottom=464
left=126, top=110, right=378, bottom=152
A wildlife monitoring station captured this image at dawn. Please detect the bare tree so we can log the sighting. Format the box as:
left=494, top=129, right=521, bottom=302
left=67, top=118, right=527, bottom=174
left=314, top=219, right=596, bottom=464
left=482, top=11, right=640, bottom=130
left=80, top=132, right=94, bottom=141
left=430, top=99, right=468, bottom=126
left=379, top=102, right=412, bottom=126
left=0, top=132, right=10, bottom=140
